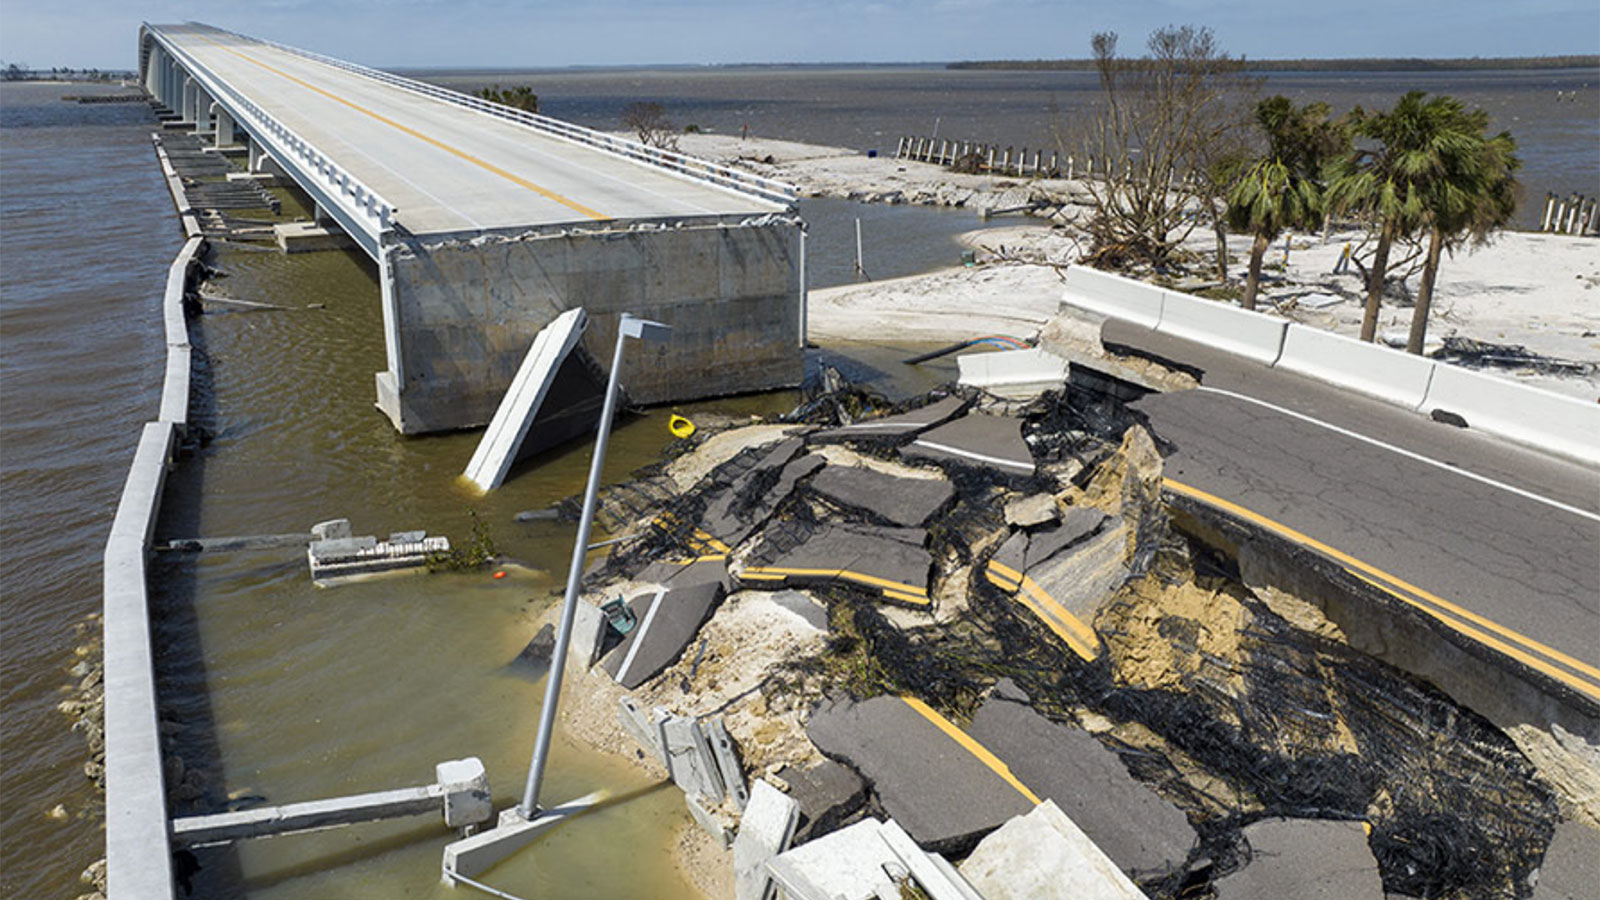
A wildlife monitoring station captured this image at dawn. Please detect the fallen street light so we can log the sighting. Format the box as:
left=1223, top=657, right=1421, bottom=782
left=442, top=313, right=671, bottom=888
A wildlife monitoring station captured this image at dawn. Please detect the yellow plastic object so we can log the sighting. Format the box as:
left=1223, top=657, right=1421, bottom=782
left=668, top=414, right=696, bottom=439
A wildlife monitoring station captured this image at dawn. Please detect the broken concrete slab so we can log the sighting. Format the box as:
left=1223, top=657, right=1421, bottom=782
left=600, top=579, right=726, bottom=689
left=775, top=760, right=868, bottom=843
left=463, top=307, right=590, bottom=492
left=661, top=713, right=725, bottom=802
left=307, top=529, right=449, bottom=585
left=902, top=412, right=1034, bottom=476
left=734, top=779, right=800, bottom=900
left=1022, top=524, right=1127, bottom=626
left=957, top=347, right=1070, bottom=400
left=706, top=717, right=750, bottom=811
left=806, top=695, right=1035, bottom=854
left=965, top=680, right=1195, bottom=882
left=811, top=395, right=966, bottom=442
left=508, top=623, right=556, bottom=678
left=742, top=524, right=931, bottom=606
left=687, top=793, right=733, bottom=849
left=808, top=464, right=956, bottom=528
left=1023, top=506, right=1109, bottom=570
left=1214, top=819, right=1383, bottom=900
left=1533, top=819, right=1600, bottom=899
left=959, top=799, right=1149, bottom=900
left=982, top=534, right=1104, bottom=662
left=765, top=818, right=903, bottom=900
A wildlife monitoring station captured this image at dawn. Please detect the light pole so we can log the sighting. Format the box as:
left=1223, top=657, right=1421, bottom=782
left=519, top=313, right=671, bottom=818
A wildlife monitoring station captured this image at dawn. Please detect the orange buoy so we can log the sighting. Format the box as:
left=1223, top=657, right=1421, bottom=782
left=493, top=570, right=507, bottom=580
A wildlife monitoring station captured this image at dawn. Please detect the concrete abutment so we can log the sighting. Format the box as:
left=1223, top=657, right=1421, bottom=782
left=375, top=216, right=804, bottom=434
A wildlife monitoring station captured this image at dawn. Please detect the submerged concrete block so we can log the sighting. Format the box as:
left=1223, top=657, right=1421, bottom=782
left=959, top=800, right=1149, bottom=900
left=734, top=779, right=800, bottom=900
left=441, top=790, right=606, bottom=882
left=436, top=757, right=492, bottom=829
left=1214, top=819, right=1383, bottom=900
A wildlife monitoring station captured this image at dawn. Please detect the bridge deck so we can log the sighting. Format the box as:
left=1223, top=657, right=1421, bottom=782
left=154, top=23, right=785, bottom=235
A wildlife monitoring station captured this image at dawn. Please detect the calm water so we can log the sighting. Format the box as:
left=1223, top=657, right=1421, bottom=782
left=1, top=64, right=1595, bottom=899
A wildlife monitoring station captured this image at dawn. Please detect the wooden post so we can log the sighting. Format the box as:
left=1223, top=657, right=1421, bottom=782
left=1541, top=193, right=1556, bottom=231
left=986, top=146, right=996, bottom=171
left=1049, top=151, right=1058, bottom=177
left=1067, top=155, right=1075, bottom=180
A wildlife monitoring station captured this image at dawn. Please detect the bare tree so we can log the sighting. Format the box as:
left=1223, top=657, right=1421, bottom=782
left=1081, top=26, right=1256, bottom=272
left=621, top=101, right=679, bottom=151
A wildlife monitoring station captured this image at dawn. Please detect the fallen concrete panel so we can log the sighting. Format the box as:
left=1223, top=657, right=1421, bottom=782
left=902, top=413, right=1034, bottom=476
left=812, top=395, right=966, bottom=442
left=965, top=680, right=1194, bottom=881
left=661, top=713, right=726, bottom=801
left=1533, top=819, right=1600, bottom=899
left=775, top=760, right=867, bottom=843
left=600, top=579, right=725, bottom=689
left=806, top=695, right=1035, bottom=853
left=742, top=524, right=931, bottom=606
left=734, top=779, right=800, bottom=900
left=766, top=819, right=903, bottom=900
left=1214, top=819, right=1383, bottom=900
left=808, top=464, right=956, bottom=528
left=959, top=799, right=1149, bottom=900
left=463, top=307, right=588, bottom=492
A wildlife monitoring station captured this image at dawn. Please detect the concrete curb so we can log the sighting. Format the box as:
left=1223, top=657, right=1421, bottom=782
left=1060, top=267, right=1163, bottom=329
left=1276, top=324, right=1435, bottom=409
left=1422, top=362, right=1600, bottom=466
left=1156, top=291, right=1287, bottom=366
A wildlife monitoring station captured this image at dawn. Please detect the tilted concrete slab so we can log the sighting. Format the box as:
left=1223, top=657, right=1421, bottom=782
left=808, top=464, right=956, bottom=528
left=600, top=579, right=725, bottom=689
left=812, top=395, right=967, bottom=442
left=742, top=524, right=931, bottom=606
left=806, top=695, right=1036, bottom=853
left=902, top=413, right=1035, bottom=476
left=462, top=308, right=588, bottom=492
left=982, top=528, right=1110, bottom=662
left=766, top=819, right=904, bottom=900
left=1214, top=819, right=1383, bottom=900
left=959, top=799, right=1150, bottom=900
left=964, top=680, right=1195, bottom=881
left=734, top=779, right=800, bottom=900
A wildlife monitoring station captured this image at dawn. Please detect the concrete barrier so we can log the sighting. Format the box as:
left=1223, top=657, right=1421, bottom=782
left=1059, top=267, right=1164, bottom=329
left=1155, top=292, right=1288, bottom=366
left=1274, top=324, right=1437, bottom=408
left=1421, top=363, right=1600, bottom=466
left=104, top=421, right=177, bottom=900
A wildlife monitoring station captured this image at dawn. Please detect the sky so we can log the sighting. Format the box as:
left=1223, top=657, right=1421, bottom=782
left=1, top=0, right=1596, bottom=70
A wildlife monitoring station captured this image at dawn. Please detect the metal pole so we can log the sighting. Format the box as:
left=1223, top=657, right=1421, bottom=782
left=854, top=218, right=864, bottom=281
left=518, top=320, right=632, bottom=818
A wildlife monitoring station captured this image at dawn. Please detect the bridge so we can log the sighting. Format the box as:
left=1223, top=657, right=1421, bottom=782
left=137, top=22, right=804, bottom=433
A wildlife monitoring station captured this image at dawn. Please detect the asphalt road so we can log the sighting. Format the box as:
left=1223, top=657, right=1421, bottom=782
left=154, top=24, right=784, bottom=235
left=1105, top=322, right=1600, bottom=706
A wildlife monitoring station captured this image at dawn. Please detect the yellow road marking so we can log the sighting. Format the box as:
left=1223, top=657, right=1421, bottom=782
left=193, top=33, right=609, bottom=221
left=986, top=561, right=1099, bottom=660
left=740, top=565, right=930, bottom=604
left=1163, top=477, right=1600, bottom=702
left=899, top=697, right=1040, bottom=805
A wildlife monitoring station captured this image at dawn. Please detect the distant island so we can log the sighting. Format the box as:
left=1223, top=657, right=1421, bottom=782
left=948, top=55, right=1600, bottom=72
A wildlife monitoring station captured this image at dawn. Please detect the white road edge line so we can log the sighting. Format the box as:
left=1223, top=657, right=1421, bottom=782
left=1196, top=385, right=1600, bottom=524
left=614, top=587, right=667, bottom=686
left=912, top=439, right=1034, bottom=472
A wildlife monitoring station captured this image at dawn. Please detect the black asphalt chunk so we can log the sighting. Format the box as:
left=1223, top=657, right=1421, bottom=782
left=702, top=449, right=821, bottom=545
left=744, top=523, right=931, bottom=605
left=1023, top=506, right=1110, bottom=570
left=1215, top=819, right=1383, bottom=900
left=808, top=465, right=956, bottom=528
left=965, top=679, right=1196, bottom=882
left=901, top=413, right=1034, bottom=476
left=806, top=695, right=1034, bottom=853
left=634, top=556, right=731, bottom=591
left=811, top=395, right=966, bottom=442
left=600, top=579, right=725, bottom=689
left=775, top=760, right=868, bottom=843
left=991, top=531, right=1029, bottom=576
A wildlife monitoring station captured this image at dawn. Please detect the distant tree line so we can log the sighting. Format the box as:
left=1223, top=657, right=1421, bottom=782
left=1072, top=25, right=1522, bottom=355
left=2, top=63, right=131, bottom=82
left=949, top=55, right=1600, bottom=72
left=472, top=84, right=539, bottom=113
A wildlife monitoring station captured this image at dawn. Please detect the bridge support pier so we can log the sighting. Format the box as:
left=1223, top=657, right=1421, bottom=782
left=181, top=77, right=197, bottom=126
left=213, top=108, right=237, bottom=148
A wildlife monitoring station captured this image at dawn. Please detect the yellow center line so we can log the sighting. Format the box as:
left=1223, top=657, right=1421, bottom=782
left=1163, top=477, right=1600, bottom=697
left=899, top=696, right=1041, bottom=805
left=740, top=566, right=931, bottom=604
left=192, top=33, right=610, bottom=222
left=986, top=561, right=1100, bottom=657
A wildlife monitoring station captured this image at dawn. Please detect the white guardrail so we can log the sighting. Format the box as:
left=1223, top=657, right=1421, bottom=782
left=142, top=25, right=398, bottom=240
left=206, top=25, right=798, bottom=208
left=1059, top=266, right=1600, bottom=467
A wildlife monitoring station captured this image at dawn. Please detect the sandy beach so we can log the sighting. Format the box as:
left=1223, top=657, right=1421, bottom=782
left=675, top=132, right=1600, bottom=400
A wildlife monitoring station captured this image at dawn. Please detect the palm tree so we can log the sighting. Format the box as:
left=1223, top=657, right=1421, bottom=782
left=1225, top=97, right=1339, bottom=310
left=1405, top=123, right=1519, bottom=354
left=1325, top=91, right=1490, bottom=343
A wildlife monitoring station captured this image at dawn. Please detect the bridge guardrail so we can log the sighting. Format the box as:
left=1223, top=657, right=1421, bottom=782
left=207, top=26, right=799, bottom=209
left=141, top=25, right=398, bottom=244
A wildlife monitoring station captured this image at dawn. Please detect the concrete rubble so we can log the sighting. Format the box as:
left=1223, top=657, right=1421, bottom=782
left=305, top=518, right=449, bottom=585
left=765, top=817, right=983, bottom=900
left=733, top=780, right=800, bottom=900
left=901, top=412, right=1035, bottom=475
left=959, top=800, right=1149, bottom=900
left=773, top=759, right=868, bottom=843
